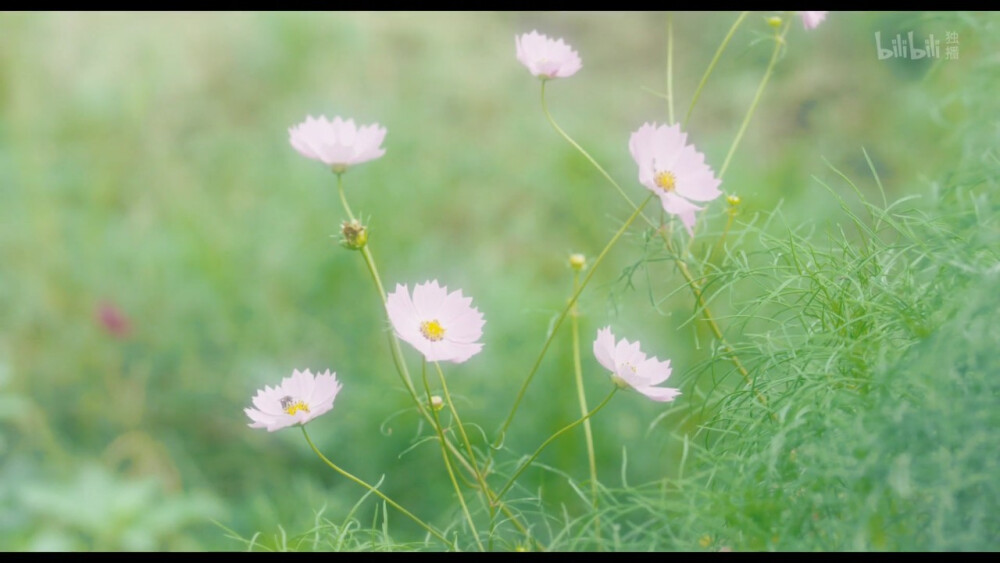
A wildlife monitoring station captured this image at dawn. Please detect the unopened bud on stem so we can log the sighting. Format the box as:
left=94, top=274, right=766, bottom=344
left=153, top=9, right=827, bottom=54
left=340, top=219, right=368, bottom=250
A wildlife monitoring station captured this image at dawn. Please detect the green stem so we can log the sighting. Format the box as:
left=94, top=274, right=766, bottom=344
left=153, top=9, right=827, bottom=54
left=540, top=80, right=654, bottom=226
left=301, top=426, right=455, bottom=550
left=683, top=11, right=749, bottom=128
left=337, top=173, right=356, bottom=221
left=570, top=274, right=598, bottom=503
left=494, top=195, right=653, bottom=447
left=434, top=363, right=496, bottom=534
left=718, top=18, right=790, bottom=180
left=422, top=361, right=485, bottom=552
left=497, top=388, right=617, bottom=502
left=334, top=175, right=535, bottom=542
left=570, top=272, right=600, bottom=539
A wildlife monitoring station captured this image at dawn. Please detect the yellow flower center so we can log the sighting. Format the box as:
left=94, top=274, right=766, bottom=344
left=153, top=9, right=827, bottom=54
left=420, top=320, right=446, bottom=342
left=280, top=396, right=310, bottom=416
left=654, top=170, right=676, bottom=193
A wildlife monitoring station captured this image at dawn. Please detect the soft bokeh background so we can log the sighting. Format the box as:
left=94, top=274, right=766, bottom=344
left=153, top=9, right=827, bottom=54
left=0, top=11, right=993, bottom=550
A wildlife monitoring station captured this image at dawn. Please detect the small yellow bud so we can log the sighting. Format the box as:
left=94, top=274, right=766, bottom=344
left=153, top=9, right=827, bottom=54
left=430, top=395, right=444, bottom=411
left=699, top=535, right=712, bottom=548
left=515, top=546, right=528, bottom=552
left=340, top=219, right=368, bottom=250
left=569, top=253, right=586, bottom=271
left=726, top=194, right=741, bottom=207
left=766, top=16, right=783, bottom=29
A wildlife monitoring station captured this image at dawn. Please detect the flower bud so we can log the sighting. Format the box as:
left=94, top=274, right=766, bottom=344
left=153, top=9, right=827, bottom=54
left=726, top=194, right=741, bottom=207
left=766, top=16, right=783, bottom=29
left=569, top=253, right=586, bottom=272
left=340, top=219, right=368, bottom=250
left=430, top=395, right=444, bottom=411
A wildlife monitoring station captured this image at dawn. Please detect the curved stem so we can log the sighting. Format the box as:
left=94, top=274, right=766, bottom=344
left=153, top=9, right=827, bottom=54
left=496, top=388, right=617, bottom=502
left=663, top=236, right=767, bottom=407
left=494, top=195, right=653, bottom=447
left=683, top=11, right=749, bottom=128
left=301, top=426, right=455, bottom=550
left=540, top=81, right=655, bottom=226
left=433, top=363, right=496, bottom=529
left=570, top=273, right=598, bottom=507
left=334, top=176, right=534, bottom=541
left=421, top=361, right=485, bottom=552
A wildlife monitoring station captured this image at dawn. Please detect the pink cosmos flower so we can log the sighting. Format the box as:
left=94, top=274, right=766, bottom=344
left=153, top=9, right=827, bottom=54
left=515, top=30, right=582, bottom=79
left=288, top=115, right=386, bottom=171
left=386, top=280, right=485, bottom=364
left=799, top=11, right=828, bottom=30
left=245, top=369, right=342, bottom=432
left=629, top=122, right=722, bottom=236
left=96, top=301, right=131, bottom=339
left=593, top=327, right=680, bottom=402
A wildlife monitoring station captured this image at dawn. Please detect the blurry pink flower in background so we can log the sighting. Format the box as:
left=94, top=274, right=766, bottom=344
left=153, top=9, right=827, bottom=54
left=629, top=122, right=722, bottom=236
left=245, top=369, right=342, bottom=432
left=288, top=115, right=386, bottom=172
left=593, top=327, right=680, bottom=402
left=386, top=280, right=485, bottom=364
left=800, top=11, right=828, bottom=30
left=97, top=301, right=131, bottom=339
left=515, top=30, right=582, bottom=79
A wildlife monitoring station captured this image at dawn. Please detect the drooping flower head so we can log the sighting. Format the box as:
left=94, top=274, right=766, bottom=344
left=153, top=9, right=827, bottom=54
left=386, top=280, right=485, bottom=364
left=245, top=369, right=342, bottom=432
left=288, top=115, right=386, bottom=172
left=593, top=327, right=680, bottom=402
left=515, top=30, right=582, bottom=79
left=629, top=122, right=722, bottom=236
left=799, top=11, right=828, bottom=30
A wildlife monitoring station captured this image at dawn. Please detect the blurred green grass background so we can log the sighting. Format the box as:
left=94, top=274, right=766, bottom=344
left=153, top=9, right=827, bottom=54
left=0, top=11, right=993, bottom=550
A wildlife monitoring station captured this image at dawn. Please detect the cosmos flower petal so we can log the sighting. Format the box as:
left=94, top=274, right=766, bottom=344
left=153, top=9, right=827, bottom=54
left=592, top=328, right=680, bottom=403
left=661, top=192, right=703, bottom=236
left=244, top=369, right=342, bottom=432
left=593, top=326, right=617, bottom=373
left=515, top=30, right=582, bottom=79
left=629, top=122, right=721, bottom=235
left=386, top=281, right=485, bottom=364
left=800, top=11, right=828, bottom=30
left=288, top=114, right=387, bottom=169
left=636, top=385, right=682, bottom=402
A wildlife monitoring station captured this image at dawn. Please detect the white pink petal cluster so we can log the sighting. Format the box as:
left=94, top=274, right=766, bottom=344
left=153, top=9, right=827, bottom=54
left=288, top=115, right=386, bottom=170
left=515, top=30, right=582, bottom=79
left=800, top=11, right=828, bottom=30
left=386, top=280, right=485, bottom=364
left=593, top=327, right=680, bottom=402
left=245, top=369, right=343, bottom=432
left=629, top=122, right=722, bottom=236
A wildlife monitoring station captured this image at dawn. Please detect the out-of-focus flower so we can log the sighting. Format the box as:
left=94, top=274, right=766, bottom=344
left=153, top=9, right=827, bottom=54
left=629, top=122, right=722, bottom=236
left=569, top=253, right=586, bottom=271
left=245, top=369, right=342, bottom=432
left=97, top=301, right=131, bottom=339
left=799, top=11, right=828, bottom=30
left=386, top=280, right=485, bottom=364
left=515, top=30, right=582, bottom=79
left=288, top=115, right=386, bottom=172
left=593, top=327, right=680, bottom=402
